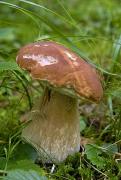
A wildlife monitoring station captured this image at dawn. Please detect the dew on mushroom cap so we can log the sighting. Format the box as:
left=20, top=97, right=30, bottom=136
left=23, top=54, right=58, bottom=67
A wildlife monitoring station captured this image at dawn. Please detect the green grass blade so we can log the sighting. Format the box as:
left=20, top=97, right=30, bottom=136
left=112, top=35, right=121, bottom=62
left=0, top=62, right=20, bottom=71
left=0, top=1, right=40, bottom=32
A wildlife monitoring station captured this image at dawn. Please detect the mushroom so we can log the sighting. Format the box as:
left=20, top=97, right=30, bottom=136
left=16, top=41, right=103, bottom=163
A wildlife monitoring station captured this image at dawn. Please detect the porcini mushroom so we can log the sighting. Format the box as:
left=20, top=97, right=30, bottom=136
left=16, top=41, right=103, bottom=163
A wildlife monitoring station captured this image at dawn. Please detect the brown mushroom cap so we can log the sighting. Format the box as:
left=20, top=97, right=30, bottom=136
left=16, top=41, right=103, bottom=102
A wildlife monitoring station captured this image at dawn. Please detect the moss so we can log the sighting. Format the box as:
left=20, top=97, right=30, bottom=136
left=53, top=153, right=81, bottom=180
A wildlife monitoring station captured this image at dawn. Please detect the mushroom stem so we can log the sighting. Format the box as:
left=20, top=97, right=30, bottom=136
left=22, top=87, right=80, bottom=163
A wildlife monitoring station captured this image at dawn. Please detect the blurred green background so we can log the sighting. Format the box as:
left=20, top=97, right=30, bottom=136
left=1, top=0, right=121, bottom=66
left=1, top=0, right=121, bottom=179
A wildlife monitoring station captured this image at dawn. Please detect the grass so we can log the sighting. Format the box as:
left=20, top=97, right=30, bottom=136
left=0, top=0, right=121, bottom=179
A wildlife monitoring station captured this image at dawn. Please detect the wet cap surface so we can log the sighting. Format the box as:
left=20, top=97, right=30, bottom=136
left=16, top=41, right=103, bottom=102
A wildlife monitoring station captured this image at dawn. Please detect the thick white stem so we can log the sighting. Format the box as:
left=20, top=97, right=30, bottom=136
left=22, top=89, right=80, bottom=163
